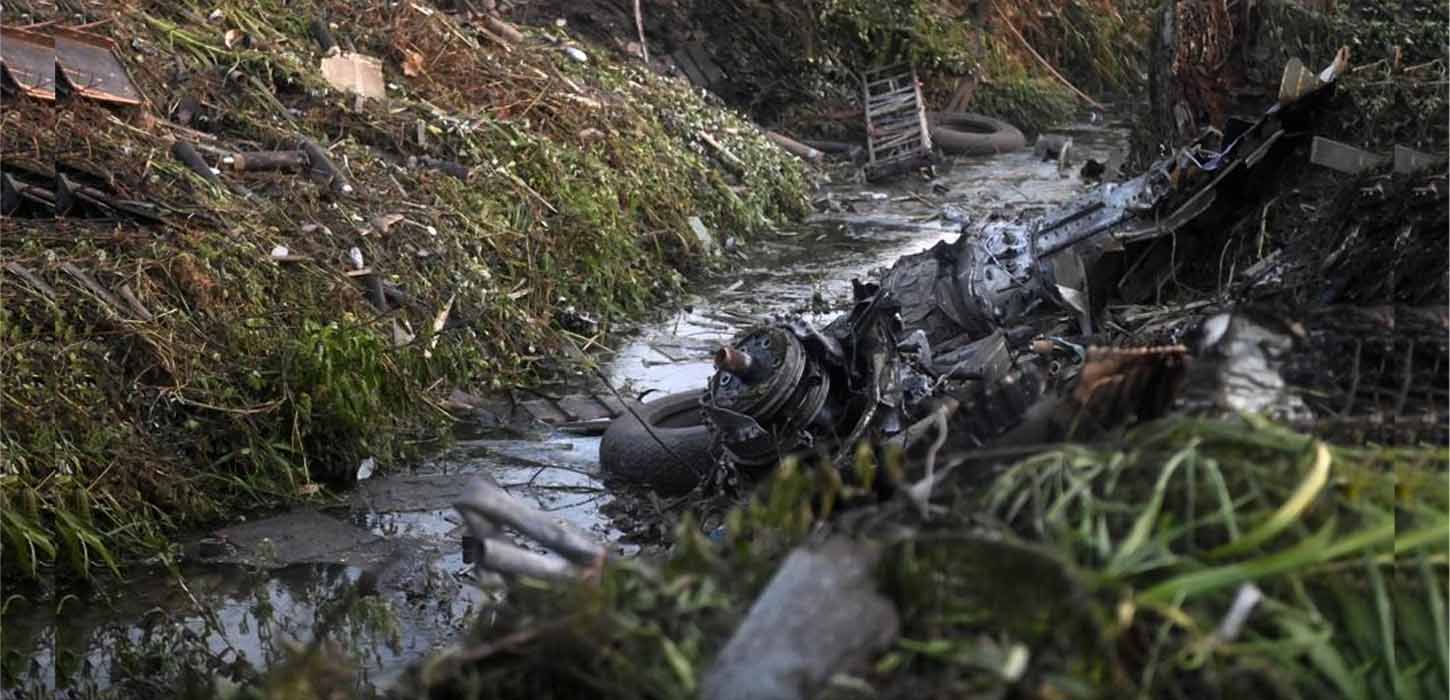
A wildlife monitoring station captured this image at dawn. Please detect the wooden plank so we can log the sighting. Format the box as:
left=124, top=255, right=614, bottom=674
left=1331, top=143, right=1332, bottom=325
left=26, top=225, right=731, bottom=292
left=872, top=101, right=919, bottom=117
left=868, top=94, right=917, bottom=113
left=117, top=284, right=154, bottom=322
left=3, top=262, right=57, bottom=301
left=556, top=395, right=617, bottom=422
left=59, top=262, right=127, bottom=316
left=865, top=150, right=932, bottom=182
left=874, top=117, right=921, bottom=134
left=875, top=129, right=922, bottom=152
left=519, top=398, right=570, bottom=423
left=869, top=80, right=916, bottom=96
left=867, top=85, right=917, bottom=103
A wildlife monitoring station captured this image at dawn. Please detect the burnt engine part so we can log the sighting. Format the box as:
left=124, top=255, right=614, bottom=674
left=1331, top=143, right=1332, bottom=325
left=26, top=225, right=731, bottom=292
left=704, top=326, right=833, bottom=467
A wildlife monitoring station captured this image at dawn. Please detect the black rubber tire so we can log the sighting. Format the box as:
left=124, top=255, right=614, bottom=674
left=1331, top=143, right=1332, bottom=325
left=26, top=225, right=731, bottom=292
left=600, top=390, right=715, bottom=493
left=927, top=111, right=1026, bottom=156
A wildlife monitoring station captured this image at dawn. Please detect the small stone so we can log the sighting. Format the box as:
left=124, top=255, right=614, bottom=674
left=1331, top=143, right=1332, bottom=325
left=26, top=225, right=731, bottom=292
left=688, top=216, right=717, bottom=256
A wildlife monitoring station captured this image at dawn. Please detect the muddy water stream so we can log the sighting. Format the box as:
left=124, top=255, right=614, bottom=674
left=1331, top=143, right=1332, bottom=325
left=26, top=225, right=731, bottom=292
left=2, top=122, right=1127, bottom=697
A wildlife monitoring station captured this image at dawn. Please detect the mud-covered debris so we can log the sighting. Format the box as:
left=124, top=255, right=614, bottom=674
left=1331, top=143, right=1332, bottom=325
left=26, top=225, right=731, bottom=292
left=1033, top=134, right=1073, bottom=161
left=764, top=131, right=824, bottom=162
left=688, top=215, right=718, bottom=255
left=701, top=537, right=899, bottom=700
left=455, top=475, right=606, bottom=581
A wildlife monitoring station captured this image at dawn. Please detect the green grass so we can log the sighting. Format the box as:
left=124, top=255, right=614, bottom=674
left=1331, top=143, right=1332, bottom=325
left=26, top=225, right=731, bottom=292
left=382, top=416, right=1445, bottom=699
left=0, top=0, right=810, bottom=586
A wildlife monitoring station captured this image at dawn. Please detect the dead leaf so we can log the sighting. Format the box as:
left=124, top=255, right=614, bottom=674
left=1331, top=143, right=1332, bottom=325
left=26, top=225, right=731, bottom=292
left=298, top=483, right=321, bottom=496
left=371, top=213, right=405, bottom=234
left=401, top=49, right=425, bottom=77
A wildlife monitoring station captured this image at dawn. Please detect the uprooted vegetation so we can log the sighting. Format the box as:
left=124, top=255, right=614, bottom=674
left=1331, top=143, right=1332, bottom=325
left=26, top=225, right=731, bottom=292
left=0, top=0, right=809, bottom=585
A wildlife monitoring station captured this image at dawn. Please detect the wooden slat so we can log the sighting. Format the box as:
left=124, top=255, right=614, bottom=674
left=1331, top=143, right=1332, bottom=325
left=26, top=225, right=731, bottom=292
left=867, top=84, right=916, bottom=103
left=868, top=94, right=916, bottom=113
left=875, top=130, right=922, bottom=152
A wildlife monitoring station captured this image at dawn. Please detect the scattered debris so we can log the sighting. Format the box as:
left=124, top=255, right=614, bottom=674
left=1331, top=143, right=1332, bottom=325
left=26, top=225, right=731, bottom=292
left=764, top=131, right=824, bottom=162
left=455, top=475, right=606, bottom=581
left=357, top=456, right=377, bottom=481
left=225, top=150, right=310, bottom=173
left=1033, top=134, right=1073, bottom=161
left=2, top=26, right=145, bottom=104
left=701, top=538, right=899, bottom=700
left=687, top=215, right=717, bottom=255
left=862, top=65, right=932, bottom=181
left=320, top=51, right=386, bottom=100
left=0, top=27, right=57, bottom=100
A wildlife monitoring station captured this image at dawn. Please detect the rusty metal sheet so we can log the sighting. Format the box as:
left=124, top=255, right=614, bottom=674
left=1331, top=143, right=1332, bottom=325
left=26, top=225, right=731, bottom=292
left=0, top=27, right=56, bottom=100
left=54, top=27, right=143, bottom=105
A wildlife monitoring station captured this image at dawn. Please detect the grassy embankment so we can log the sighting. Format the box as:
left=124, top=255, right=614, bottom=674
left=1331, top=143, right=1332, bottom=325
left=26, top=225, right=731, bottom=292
left=753, top=0, right=1155, bottom=135
left=0, top=0, right=809, bottom=586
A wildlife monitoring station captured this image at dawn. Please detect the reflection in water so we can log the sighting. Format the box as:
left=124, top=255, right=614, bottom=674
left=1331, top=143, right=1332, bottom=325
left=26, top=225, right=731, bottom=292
left=2, top=561, right=478, bottom=697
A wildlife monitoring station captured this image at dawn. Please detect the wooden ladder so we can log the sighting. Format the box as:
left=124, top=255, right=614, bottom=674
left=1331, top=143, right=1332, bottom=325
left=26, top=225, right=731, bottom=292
left=862, top=64, right=933, bottom=181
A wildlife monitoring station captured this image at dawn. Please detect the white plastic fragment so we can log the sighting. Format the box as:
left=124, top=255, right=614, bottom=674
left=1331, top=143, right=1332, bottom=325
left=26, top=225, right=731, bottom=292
left=1215, top=583, right=1264, bottom=641
left=270, top=245, right=289, bottom=258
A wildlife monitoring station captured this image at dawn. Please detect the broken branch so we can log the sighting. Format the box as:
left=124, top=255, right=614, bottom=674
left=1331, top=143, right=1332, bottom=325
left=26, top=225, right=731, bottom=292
left=994, top=3, right=1106, bottom=110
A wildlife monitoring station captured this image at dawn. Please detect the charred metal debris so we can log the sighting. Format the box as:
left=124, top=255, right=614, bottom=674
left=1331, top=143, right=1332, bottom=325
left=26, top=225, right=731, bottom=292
left=676, top=51, right=1446, bottom=491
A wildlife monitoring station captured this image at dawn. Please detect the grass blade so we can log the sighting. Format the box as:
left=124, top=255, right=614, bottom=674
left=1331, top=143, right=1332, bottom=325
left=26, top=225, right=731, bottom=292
left=1208, top=442, right=1330, bottom=559
left=1141, top=516, right=1394, bottom=606
left=1106, top=441, right=1196, bottom=575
